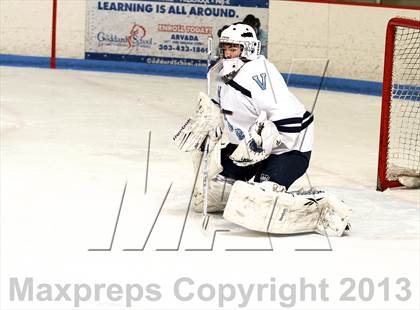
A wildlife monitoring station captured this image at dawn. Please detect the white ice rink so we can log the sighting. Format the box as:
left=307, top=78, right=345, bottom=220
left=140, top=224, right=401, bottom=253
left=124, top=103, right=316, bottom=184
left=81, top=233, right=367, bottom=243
left=1, top=66, right=419, bottom=310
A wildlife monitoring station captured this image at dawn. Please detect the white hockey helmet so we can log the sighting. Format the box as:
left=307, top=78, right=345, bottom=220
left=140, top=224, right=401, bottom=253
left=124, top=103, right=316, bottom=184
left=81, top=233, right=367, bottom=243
left=219, top=23, right=261, bottom=61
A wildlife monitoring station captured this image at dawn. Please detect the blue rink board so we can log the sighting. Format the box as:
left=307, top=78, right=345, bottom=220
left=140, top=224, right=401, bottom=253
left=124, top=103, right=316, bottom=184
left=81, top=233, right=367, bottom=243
left=0, top=54, right=383, bottom=96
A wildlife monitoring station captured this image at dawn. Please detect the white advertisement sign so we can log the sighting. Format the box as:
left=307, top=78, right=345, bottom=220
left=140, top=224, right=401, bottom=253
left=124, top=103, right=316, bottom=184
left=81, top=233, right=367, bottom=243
left=85, top=0, right=269, bottom=67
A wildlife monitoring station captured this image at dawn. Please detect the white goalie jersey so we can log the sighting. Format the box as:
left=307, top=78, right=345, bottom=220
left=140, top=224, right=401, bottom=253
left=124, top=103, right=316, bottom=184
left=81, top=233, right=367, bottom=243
left=216, top=55, right=314, bottom=155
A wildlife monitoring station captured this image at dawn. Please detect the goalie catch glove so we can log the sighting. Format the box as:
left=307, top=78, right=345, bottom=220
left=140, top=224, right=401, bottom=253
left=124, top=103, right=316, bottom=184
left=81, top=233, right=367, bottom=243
left=172, top=92, right=223, bottom=152
left=229, top=111, right=282, bottom=166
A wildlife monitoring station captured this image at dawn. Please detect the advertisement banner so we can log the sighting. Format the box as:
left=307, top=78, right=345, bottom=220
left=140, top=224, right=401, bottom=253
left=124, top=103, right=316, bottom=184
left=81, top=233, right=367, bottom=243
left=85, top=0, right=269, bottom=68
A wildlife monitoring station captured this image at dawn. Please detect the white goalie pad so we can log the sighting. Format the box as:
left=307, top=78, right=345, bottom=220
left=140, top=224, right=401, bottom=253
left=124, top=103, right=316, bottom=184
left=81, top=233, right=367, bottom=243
left=191, top=136, right=224, bottom=180
left=223, top=181, right=352, bottom=237
left=192, top=174, right=235, bottom=213
left=172, top=92, right=223, bottom=152
left=191, top=138, right=234, bottom=213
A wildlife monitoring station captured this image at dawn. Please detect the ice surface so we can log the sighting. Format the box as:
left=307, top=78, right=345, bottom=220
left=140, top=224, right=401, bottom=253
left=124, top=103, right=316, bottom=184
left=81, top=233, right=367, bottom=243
left=1, top=66, right=419, bottom=310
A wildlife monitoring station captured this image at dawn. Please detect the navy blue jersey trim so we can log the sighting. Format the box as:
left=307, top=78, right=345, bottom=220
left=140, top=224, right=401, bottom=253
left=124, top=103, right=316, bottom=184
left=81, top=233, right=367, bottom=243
left=212, top=99, right=232, bottom=114
left=275, top=113, right=314, bottom=133
left=227, top=80, right=252, bottom=98
left=211, top=99, right=220, bottom=106
left=221, top=109, right=233, bottom=115
left=274, top=111, right=312, bottom=126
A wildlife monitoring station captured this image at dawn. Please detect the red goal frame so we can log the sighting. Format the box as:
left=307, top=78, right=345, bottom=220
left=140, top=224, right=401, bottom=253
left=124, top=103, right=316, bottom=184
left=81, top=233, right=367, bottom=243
left=377, top=17, right=420, bottom=191
left=51, top=0, right=57, bottom=69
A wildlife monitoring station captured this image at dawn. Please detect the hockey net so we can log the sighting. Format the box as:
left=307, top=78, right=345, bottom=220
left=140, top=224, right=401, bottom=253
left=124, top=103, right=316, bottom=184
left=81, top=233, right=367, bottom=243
left=377, top=17, right=420, bottom=191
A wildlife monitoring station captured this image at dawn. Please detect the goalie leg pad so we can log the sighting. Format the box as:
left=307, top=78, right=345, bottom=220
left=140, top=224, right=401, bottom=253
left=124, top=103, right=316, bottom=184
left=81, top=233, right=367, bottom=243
left=223, top=181, right=351, bottom=236
left=192, top=174, right=235, bottom=213
left=191, top=136, right=224, bottom=180
left=191, top=138, right=233, bottom=213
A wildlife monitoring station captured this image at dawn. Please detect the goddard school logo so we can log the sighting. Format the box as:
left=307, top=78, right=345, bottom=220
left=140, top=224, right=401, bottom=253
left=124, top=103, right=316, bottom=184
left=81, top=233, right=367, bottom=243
left=128, top=24, right=146, bottom=48
left=96, top=24, right=152, bottom=48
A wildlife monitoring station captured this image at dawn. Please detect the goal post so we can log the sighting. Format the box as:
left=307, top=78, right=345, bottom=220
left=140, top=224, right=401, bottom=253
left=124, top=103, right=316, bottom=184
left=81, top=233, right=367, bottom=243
left=377, top=17, right=420, bottom=191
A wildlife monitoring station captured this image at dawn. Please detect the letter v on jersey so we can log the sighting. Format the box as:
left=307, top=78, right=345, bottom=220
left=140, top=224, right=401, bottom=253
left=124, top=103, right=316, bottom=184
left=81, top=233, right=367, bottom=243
left=253, top=73, right=267, bottom=90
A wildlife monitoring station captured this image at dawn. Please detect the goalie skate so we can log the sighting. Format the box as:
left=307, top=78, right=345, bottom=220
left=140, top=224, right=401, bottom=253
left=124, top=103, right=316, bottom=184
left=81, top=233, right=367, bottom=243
left=223, top=181, right=351, bottom=237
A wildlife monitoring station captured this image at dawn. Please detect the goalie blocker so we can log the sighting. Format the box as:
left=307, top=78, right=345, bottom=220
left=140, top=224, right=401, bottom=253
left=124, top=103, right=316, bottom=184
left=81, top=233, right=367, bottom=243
left=223, top=181, right=351, bottom=237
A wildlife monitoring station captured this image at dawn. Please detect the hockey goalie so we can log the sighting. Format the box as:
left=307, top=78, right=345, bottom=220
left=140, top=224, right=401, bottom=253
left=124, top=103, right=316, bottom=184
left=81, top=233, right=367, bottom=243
left=173, top=23, right=351, bottom=236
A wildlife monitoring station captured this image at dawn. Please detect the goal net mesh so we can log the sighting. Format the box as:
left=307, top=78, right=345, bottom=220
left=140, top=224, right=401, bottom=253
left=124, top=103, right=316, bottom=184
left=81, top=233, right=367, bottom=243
left=387, top=25, right=420, bottom=181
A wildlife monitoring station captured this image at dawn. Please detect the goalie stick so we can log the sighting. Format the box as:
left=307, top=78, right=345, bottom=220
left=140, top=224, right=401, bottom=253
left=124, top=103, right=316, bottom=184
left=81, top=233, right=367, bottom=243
left=200, top=38, right=225, bottom=230
left=202, top=37, right=214, bottom=230
left=171, top=38, right=222, bottom=230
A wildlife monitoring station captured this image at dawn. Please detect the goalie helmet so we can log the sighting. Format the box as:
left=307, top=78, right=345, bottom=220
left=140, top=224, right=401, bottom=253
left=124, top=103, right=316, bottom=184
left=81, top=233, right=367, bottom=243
left=219, top=23, right=261, bottom=61
left=219, top=23, right=261, bottom=82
